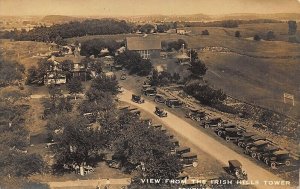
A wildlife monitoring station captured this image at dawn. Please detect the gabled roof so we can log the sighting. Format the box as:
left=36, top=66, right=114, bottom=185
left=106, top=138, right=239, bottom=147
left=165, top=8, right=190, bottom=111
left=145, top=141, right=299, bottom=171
left=126, top=37, right=161, bottom=50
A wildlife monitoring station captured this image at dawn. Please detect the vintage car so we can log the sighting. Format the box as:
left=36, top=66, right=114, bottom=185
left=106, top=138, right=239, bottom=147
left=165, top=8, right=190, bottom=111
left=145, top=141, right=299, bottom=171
left=181, top=152, right=198, bottom=167
left=152, top=124, right=163, bottom=129
left=215, top=124, right=237, bottom=136
left=165, top=132, right=174, bottom=139
left=155, top=106, right=168, bottom=117
left=176, top=146, right=191, bottom=156
left=236, top=132, right=256, bottom=147
left=263, top=150, right=292, bottom=169
left=202, top=116, right=222, bottom=128
left=165, top=98, right=183, bottom=108
left=245, top=140, right=270, bottom=158
left=143, top=87, right=157, bottom=96
left=154, top=94, right=167, bottom=103
left=131, top=94, right=145, bottom=104
left=185, top=107, right=206, bottom=122
left=256, top=145, right=280, bottom=160
left=130, top=109, right=141, bottom=117
left=238, top=135, right=266, bottom=149
left=228, top=160, right=248, bottom=180
left=220, top=128, right=244, bottom=142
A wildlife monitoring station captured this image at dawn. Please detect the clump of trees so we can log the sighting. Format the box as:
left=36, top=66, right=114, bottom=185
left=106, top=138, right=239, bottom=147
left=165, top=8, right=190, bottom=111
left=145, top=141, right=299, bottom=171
left=188, top=50, right=207, bottom=78
left=80, top=39, right=123, bottom=57
left=288, top=20, right=297, bottom=35
left=149, top=69, right=181, bottom=86
left=161, top=39, right=187, bottom=51
left=0, top=100, right=45, bottom=180
left=115, top=51, right=152, bottom=76
left=0, top=58, right=25, bottom=87
left=184, top=82, right=226, bottom=105
left=0, top=19, right=133, bottom=43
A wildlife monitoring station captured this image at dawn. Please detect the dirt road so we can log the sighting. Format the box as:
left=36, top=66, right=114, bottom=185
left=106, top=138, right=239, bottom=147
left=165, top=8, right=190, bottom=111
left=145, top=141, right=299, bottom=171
left=119, top=88, right=294, bottom=189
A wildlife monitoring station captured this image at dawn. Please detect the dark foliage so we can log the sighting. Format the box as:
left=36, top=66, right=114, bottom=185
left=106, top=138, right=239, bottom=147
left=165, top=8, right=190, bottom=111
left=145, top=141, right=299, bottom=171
left=0, top=19, right=133, bottom=42
left=235, top=31, right=241, bottom=38
left=81, top=39, right=123, bottom=57
left=184, top=82, right=226, bottom=105
left=201, top=30, right=209, bottom=35
left=288, top=20, right=297, bottom=35
left=161, top=39, right=188, bottom=51
left=253, top=34, right=261, bottom=41
left=0, top=59, right=24, bottom=87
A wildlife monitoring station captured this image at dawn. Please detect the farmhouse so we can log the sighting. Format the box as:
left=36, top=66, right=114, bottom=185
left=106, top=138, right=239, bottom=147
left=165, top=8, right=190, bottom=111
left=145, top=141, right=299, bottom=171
left=126, top=37, right=161, bottom=59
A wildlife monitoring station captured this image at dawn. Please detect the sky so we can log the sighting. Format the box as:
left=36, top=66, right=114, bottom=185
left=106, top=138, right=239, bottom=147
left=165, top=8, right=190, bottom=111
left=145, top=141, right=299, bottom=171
left=0, top=0, right=300, bottom=16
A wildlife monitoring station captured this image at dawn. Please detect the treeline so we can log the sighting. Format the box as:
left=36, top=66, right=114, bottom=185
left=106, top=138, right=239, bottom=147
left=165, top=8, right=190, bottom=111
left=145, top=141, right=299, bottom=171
left=0, top=19, right=133, bottom=44
left=183, top=19, right=282, bottom=28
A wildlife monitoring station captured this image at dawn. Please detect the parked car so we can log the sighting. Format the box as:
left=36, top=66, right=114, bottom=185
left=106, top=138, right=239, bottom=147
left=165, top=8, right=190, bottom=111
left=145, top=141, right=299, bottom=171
left=165, top=98, right=183, bottom=108
left=180, top=152, right=198, bottom=167
left=256, top=145, right=280, bottom=161
left=220, top=128, right=244, bottom=142
left=202, top=116, right=222, bottom=128
left=215, top=124, right=237, bottom=136
left=245, top=140, right=270, bottom=158
left=154, top=94, right=166, bottom=103
left=155, top=106, right=167, bottom=117
left=228, top=160, right=248, bottom=180
left=185, top=107, right=206, bottom=122
left=176, top=146, right=191, bottom=156
left=143, top=87, right=157, bottom=96
left=263, top=150, right=292, bottom=169
left=238, top=135, right=266, bottom=149
left=131, top=94, right=145, bottom=104
left=236, top=132, right=256, bottom=147
left=152, top=124, right=162, bottom=129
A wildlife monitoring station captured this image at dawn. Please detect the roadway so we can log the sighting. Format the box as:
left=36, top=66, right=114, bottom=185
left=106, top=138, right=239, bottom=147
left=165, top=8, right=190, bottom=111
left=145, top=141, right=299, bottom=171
left=119, top=88, right=293, bottom=189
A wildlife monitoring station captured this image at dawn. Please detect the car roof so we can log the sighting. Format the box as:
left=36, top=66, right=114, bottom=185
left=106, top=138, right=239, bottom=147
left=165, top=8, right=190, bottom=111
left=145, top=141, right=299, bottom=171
left=228, top=160, right=242, bottom=167
left=176, top=146, right=190, bottom=151
left=273, top=150, right=289, bottom=155
left=265, top=145, right=279, bottom=151
left=253, top=140, right=268, bottom=146
left=225, top=128, right=240, bottom=132
left=243, top=132, right=255, bottom=137
left=251, top=135, right=265, bottom=140
left=181, top=152, right=197, bottom=158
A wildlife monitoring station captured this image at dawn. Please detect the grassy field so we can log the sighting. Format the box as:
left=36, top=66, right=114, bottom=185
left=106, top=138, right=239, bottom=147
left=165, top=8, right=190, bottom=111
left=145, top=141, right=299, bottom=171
left=0, top=39, right=57, bottom=69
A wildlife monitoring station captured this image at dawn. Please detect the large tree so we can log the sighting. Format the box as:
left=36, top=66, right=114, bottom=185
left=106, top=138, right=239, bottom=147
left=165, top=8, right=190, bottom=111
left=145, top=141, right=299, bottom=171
left=188, top=60, right=207, bottom=78
left=66, top=78, right=83, bottom=100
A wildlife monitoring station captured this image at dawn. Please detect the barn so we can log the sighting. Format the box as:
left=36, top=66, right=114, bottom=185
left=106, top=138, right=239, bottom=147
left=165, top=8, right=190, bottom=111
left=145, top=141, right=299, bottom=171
left=126, top=37, right=161, bottom=59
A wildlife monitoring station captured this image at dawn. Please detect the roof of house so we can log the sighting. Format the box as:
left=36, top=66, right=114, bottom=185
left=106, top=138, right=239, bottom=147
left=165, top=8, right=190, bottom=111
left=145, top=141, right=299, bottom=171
left=126, top=37, right=161, bottom=51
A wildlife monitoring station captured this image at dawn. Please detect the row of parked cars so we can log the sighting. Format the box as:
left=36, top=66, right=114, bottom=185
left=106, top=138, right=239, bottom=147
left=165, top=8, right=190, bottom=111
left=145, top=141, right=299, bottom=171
left=184, top=107, right=294, bottom=170
left=118, top=104, right=199, bottom=168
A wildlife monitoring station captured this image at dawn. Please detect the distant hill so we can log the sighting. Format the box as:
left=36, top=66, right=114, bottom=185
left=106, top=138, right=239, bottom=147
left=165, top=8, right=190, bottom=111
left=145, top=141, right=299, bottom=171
left=41, top=15, right=82, bottom=23
left=212, top=13, right=300, bottom=21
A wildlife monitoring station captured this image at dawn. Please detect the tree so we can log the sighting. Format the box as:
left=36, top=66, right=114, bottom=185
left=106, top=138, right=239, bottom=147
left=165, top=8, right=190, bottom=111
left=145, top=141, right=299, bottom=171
left=288, top=20, right=297, bottom=35
left=0, top=59, right=25, bottom=87
left=266, top=31, right=275, bottom=41
left=235, top=31, right=241, bottom=38
left=67, top=78, right=83, bottom=100
left=188, top=60, right=207, bottom=78
left=48, top=84, right=63, bottom=100
left=189, top=49, right=198, bottom=62
left=50, top=115, right=104, bottom=170
left=90, top=74, right=119, bottom=95
left=253, top=34, right=261, bottom=41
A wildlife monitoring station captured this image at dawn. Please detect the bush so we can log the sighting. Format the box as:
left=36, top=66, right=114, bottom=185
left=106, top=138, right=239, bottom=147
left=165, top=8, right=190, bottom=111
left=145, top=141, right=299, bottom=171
left=184, top=82, right=226, bottom=105
left=253, top=34, right=261, bottom=41
left=202, top=30, right=209, bottom=35
left=235, top=31, right=241, bottom=37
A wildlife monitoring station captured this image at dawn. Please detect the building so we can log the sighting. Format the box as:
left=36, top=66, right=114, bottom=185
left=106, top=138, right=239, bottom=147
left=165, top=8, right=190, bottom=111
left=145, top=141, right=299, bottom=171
left=126, top=37, right=161, bottom=59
